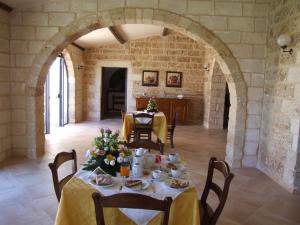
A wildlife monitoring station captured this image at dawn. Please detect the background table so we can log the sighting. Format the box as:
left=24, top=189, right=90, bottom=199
left=121, top=112, right=168, bottom=144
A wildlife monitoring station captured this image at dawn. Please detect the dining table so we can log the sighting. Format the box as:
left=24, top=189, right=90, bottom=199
left=54, top=154, right=200, bottom=225
left=121, top=111, right=168, bottom=144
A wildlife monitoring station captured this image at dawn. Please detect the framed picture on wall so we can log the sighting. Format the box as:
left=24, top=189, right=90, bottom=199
left=142, top=70, right=159, bottom=86
left=166, top=71, right=182, bottom=87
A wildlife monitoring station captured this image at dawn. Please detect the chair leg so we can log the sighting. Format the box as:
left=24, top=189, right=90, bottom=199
left=170, top=134, right=174, bottom=148
left=160, top=143, right=164, bottom=155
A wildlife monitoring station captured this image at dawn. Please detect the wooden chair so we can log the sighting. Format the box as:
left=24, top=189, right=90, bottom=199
left=167, top=112, right=178, bottom=148
left=92, top=193, right=173, bottom=225
left=133, top=112, right=154, bottom=141
left=127, top=139, right=164, bottom=154
left=48, top=150, right=77, bottom=201
left=200, top=157, right=234, bottom=225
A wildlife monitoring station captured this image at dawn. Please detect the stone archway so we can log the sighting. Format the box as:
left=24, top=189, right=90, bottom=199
left=204, top=59, right=227, bottom=129
left=61, top=49, right=76, bottom=124
left=26, top=8, right=247, bottom=167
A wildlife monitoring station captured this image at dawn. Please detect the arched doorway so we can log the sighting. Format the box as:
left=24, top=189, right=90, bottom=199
left=44, top=54, right=69, bottom=134
left=26, top=8, right=247, bottom=167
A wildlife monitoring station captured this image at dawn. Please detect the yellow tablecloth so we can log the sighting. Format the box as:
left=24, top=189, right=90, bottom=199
left=54, top=177, right=200, bottom=225
left=121, top=112, right=168, bottom=144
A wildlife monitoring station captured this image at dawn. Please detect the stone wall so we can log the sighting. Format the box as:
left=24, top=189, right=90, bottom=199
left=83, top=32, right=206, bottom=123
left=203, top=59, right=226, bottom=129
left=0, top=9, right=10, bottom=162
left=64, top=45, right=84, bottom=123
left=259, top=0, right=300, bottom=193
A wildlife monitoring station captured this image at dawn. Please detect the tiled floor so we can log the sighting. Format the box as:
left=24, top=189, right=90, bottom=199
left=1, top=120, right=300, bottom=225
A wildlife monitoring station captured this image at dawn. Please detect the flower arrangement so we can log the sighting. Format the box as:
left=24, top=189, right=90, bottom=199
left=83, top=128, right=131, bottom=176
left=146, top=97, right=158, bottom=113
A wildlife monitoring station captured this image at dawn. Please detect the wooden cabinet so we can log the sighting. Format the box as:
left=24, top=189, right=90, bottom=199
left=136, top=97, right=188, bottom=124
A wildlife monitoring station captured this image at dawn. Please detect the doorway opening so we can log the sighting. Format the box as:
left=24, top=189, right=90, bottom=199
left=44, top=54, right=69, bottom=134
left=101, top=67, right=127, bottom=119
left=223, top=83, right=230, bottom=129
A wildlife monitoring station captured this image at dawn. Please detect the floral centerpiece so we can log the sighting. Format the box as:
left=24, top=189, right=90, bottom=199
left=83, top=128, right=132, bottom=176
left=146, top=97, right=159, bottom=113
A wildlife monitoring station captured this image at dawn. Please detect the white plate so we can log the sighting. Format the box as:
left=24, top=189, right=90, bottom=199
left=124, top=180, right=150, bottom=191
left=164, top=178, right=190, bottom=191
left=90, top=178, right=115, bottom=188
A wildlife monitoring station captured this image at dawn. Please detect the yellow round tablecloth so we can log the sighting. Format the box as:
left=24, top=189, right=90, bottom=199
left=121, top=112, right=168, bottom=144
left=54, top=177, right=200, bottom=225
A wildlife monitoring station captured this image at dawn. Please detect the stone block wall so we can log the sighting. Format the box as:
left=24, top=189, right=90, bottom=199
left=83, top=31, right=206, bottom=124
left=5, top=0, right=268, bottom=168
left=259, top=0, right=300, bottom=193
left=0, top=9, right=11, bottom=162
left=203, top=58, right=226, bottom=129
left=64, top=45, right=84, bottom=123
left=2, top=0, right=283, bottom=188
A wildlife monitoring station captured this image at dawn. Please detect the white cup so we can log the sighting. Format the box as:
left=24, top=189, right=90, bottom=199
left=136, top=148, right=147, bottom=156
left=171, top=168, right=182, bottom=178
left=168, top=153, right=178, bottom=162
left=152, top=170, right=162, bottom=179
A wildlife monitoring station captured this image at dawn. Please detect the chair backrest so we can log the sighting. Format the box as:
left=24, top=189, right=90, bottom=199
left=48, top=150, right=77, bottom=201
left=200, top=157, right=234, bottom=225
left=92, top=193, right=173, bottom=225
left=126, top=139, right=164, bottom=154
left=133, top=112, right=154, bottom=129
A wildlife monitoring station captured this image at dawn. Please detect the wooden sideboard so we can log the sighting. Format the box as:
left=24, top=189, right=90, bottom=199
left=136, top=97, right=188, bottom=124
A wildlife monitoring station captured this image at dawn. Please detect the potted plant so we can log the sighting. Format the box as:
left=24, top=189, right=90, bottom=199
left=146, top=97, right=159, bottom=113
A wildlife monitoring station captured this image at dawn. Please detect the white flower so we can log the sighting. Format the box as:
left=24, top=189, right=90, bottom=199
left=95, top=148, right=100, bottom=153
left=85, top=150, right=91, bottom=158
left=104, top=147, right=109, bottom=151
left=110, top=160, right=116, bottom=166
left=117, top=156, right=123, bottom=163
left=104, top=159, right=109, bottom=165
left=103, top=138, right=109, bottom=143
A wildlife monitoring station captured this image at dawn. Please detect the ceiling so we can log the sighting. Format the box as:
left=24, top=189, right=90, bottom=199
left=74, top=24, right=165, bottom=49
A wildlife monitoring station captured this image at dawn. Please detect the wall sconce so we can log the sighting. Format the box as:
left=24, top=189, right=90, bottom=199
left=203, top=64, right=210, bottom=72
left=277, top=34, right=293, bottom=54
left=78, top=65, right=85, bottom=70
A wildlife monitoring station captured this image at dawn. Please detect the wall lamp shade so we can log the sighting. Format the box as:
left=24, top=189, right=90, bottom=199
left=277, top=34, right=293, bottom=54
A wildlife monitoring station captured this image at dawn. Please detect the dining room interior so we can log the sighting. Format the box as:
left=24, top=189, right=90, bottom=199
left=1, top=0, right=300, bottom=225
